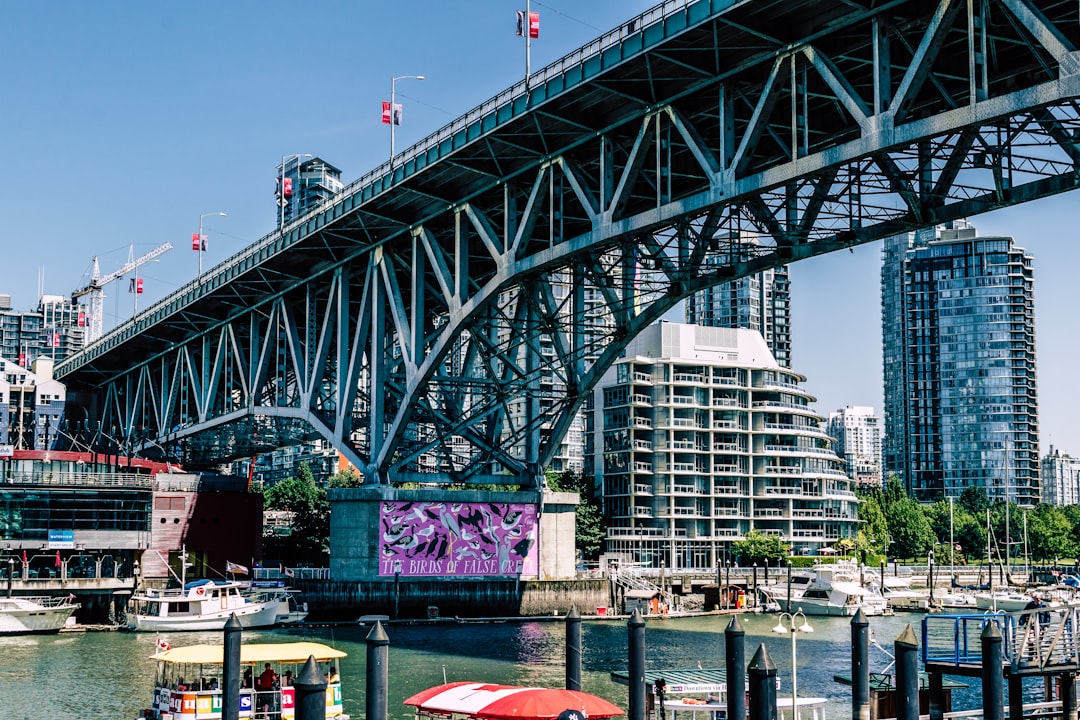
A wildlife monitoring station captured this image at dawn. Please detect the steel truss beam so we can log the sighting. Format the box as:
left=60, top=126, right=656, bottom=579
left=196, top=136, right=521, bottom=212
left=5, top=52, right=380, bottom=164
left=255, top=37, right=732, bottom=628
left=60, top=0, right=1080, bottom=486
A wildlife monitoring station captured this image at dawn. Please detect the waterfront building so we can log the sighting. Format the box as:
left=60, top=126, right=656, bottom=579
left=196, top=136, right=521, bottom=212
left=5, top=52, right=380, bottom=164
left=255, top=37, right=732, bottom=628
left=278, top=156, right=343, bottom=227
left=686, top=233, right=792, bottom=368
left=589, top=322, right=858, bottom=570
left=881, top=222, right=1039, bottom=505
left=232, top=439, right=349, bottom=486
left=0, top=293, right=86, bottom=365
left=0, top=356, right=65, bottom=451
left=1040, top=447, right=1080, bottom=507
left=825, top=406, right=883, bottom=488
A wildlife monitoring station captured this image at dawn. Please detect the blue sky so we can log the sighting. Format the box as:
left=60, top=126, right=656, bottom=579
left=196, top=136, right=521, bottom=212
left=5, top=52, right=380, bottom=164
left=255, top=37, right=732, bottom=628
left=2, top=2, right=1079, bottom=455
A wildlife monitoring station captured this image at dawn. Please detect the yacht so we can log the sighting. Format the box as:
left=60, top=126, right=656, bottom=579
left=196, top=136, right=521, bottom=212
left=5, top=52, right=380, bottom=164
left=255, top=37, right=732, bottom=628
left=878, top=577, right=932, bottom=612
left=974, top=589, right=1033, bottom=612
left=774, top=560, right=890, bottom=616
left=127, top=579, right=282, bottom=631
left=0, top=595, right=79, bottom=634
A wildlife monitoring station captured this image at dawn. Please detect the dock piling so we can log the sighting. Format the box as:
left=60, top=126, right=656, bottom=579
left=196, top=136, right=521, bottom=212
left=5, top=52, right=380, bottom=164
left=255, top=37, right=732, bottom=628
left=980, top=621, right=1004, bottom=720
left=566, top=606, right=582, bottom=691
left=222, top=613, right=241, bottom=720
left=850, top=609, right=869, bottom=720
left=1060, top=672, right=1077, bottom=720
left=894, top=624, right=919, bottom=720
left=628, top=609, right=646, bottom=720
left=366, top=620, right=390, bottom=720
left=295, top=655, right=328, bottom=720
left=747, top=643, right=777, bottom=720
left=725, top=616, right=746, bottom=720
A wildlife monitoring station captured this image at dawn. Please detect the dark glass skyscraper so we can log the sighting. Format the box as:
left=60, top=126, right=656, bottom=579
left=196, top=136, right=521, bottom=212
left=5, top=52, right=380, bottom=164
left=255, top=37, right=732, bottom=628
left=881, top=223, right=1039, bottom=505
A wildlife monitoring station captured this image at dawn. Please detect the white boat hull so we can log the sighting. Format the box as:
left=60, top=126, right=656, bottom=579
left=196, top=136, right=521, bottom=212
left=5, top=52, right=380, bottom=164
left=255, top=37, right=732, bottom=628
left=129, top=600, right=281, bottom=631
left=0, top=599, right=76, bottom=634
left=974, top=592, right=1032, bottom=612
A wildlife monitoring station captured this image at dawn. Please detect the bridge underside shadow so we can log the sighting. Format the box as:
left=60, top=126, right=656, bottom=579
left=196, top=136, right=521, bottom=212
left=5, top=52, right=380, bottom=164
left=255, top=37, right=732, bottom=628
left=58, top=0, right=1080, bottom=484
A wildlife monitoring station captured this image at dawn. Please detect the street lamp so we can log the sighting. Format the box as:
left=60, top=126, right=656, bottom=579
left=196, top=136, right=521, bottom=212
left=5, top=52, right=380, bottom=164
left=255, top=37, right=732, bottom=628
left=389, top=75, right=425, bottom=169
left=197, top=212, right=227, bottom=277
left=279, top=154, right=312, bottom=230
left=772, top=609, right=814, bottom=720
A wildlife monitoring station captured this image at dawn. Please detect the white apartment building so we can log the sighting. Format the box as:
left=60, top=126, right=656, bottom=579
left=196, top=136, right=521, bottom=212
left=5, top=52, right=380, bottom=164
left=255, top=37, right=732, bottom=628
left=1041, top=447, right=1080, bottom=506
left=826, top=406, right=883, bottom=488
left=589, top=322, right=858, bottom=571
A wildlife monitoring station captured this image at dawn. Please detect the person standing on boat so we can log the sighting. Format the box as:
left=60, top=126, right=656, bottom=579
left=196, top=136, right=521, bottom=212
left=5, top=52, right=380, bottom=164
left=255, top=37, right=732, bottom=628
left=257, top=663, right=278, bottom=714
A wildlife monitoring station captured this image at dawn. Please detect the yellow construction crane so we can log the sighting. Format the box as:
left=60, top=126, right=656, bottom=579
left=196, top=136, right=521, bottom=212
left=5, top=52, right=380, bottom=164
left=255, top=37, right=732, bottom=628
left=71, top=242, right=172, bottom=343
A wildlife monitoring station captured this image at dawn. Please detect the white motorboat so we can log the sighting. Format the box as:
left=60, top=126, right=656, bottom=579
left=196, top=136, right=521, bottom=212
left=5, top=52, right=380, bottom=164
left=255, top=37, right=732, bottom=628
left=127, top=579, right=282, bottom=631
left=775, top=560, right=890, bottom=616
left=879, top=577, right=932, bottom=612
left=273, top=588, right=309, bottom=624
left=974, top=590, right=1033, bottom=612
left=935, top=591, right=978, bottom=610
left=0, top=595, right=79, bottom=634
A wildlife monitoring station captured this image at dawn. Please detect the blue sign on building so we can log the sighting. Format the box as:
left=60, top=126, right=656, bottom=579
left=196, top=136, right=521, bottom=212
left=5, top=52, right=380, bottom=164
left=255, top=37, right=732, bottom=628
left=48, top=530, right=74, bottom=549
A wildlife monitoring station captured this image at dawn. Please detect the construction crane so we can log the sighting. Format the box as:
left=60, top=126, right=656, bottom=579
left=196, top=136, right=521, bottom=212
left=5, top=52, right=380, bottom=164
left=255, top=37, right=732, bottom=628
left=71, top=242, right=173, bottom=343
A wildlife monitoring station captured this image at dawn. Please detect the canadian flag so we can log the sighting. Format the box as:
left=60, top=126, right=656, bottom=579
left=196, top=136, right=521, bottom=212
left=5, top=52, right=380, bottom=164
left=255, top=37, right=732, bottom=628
left=156, top=636, right=172, bottom=653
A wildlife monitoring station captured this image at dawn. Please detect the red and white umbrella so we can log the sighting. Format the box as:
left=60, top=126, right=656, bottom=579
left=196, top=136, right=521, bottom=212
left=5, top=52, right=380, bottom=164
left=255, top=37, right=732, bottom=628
left=404, top=683, right=624, bottom=720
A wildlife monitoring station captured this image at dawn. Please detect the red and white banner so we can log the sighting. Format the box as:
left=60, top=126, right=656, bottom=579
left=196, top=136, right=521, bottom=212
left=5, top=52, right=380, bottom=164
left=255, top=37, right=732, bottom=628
left=382, top=102, right=403, bottom=125
left=516, top=10, right=539, bottom=38
left=382, top=101, right=392, bottom=124
left=282, top=176, right=292, bottom=199
left=53, top=333, right=60, bottom=347
left=77, top=311, right=85, bottom=327
left=191, top=233, right=207, bottom=251
left=129, top=278, right=144, bottom=294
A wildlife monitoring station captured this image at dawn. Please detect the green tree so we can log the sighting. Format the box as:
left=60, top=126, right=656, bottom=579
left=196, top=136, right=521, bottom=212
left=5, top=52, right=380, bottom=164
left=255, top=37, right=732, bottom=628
left=328, top=467, right=363, bottom=488
left=884, top=496, right=934, bottom=560
left=262, top=462, right=329, bottom=564
left=958, top=485, right=990, bottom=516
left=856, top=492, right=890, bottom=555
left=1027, top=504, right=1074, bottom=562
left=546, top=470, right=606, bottom=560
left=732, top=529, right=789, bottom=565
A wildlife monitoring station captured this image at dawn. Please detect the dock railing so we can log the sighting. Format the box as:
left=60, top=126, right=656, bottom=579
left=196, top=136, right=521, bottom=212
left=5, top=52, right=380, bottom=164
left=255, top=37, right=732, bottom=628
left=921, top=607, right=1080, bottom=674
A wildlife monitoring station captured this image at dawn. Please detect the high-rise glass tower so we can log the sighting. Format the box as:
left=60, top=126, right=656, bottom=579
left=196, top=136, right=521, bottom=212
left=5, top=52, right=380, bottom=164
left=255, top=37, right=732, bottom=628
left=686, top=233, right=791, bottom=368
left=881, top=223, right=1039, bottom=504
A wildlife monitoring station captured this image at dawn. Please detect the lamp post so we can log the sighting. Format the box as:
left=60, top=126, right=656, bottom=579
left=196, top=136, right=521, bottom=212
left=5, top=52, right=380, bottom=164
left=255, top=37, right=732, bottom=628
left=279, top=154, right=312, bottom=230
left=390, top=75, right=425, bottom=169
left=197, top=212, right=227, bottom=277
left=772, top=609, right=814, bottom=720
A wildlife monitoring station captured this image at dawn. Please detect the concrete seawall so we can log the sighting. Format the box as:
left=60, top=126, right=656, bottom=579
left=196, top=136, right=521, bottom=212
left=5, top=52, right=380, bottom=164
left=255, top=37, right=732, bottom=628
left=299, top=578, right=610, bottom=620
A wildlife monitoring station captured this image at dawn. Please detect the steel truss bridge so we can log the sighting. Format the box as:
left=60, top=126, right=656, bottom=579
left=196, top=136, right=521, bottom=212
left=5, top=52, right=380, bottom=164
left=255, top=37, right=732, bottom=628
left=57, top=0, right=1080, bottom=486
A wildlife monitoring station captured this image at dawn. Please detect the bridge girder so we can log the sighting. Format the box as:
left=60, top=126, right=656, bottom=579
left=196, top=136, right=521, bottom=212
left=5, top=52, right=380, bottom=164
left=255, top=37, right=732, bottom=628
left=58, top=0, right=1080, bottom=484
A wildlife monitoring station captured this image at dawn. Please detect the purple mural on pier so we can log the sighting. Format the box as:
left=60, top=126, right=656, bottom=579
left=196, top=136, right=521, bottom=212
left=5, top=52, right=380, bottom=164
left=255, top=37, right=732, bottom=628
left=379, top=501, right=538, bottom=577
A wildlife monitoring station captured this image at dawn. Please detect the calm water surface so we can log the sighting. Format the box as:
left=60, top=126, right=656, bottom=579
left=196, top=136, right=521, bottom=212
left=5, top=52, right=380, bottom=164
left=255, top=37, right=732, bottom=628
left=0, top=613, right=979, bottom=720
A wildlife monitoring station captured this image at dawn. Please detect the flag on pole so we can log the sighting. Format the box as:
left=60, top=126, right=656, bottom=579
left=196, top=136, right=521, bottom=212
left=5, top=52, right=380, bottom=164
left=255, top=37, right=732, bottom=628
left=382, top=101, right=392, bottom=124
left=382, top=101, right=403, bottom=125
left=78, top=311, right=85, bottom=327
left=55, top=551, right=62, bottom=568
left=517, top=10, right=539, bottom=38
left=156, top=636, right=172, bottom=653
left=192, top=233, right=207, bottom=251
left=226, top=560, right=249, bottom=575
left=283, top=566, right=295, bottom=578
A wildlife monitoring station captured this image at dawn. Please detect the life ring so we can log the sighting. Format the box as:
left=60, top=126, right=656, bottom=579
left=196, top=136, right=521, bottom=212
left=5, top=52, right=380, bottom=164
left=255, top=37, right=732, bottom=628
left=195, top=586, right=205, bottom=596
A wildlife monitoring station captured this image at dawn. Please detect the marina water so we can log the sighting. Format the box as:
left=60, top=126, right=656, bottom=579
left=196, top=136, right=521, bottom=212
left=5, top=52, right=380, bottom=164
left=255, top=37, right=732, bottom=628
left=0, top=612, right=1011, bottom=720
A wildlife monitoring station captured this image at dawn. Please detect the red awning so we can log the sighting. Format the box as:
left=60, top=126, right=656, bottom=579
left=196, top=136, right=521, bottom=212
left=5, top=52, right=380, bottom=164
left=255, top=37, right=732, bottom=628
left=404, top=683, right=624, bottom=720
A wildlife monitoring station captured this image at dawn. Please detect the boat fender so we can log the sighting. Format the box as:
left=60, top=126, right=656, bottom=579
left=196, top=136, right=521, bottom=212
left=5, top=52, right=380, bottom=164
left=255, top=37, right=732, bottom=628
left=195, top=587, right=205, bottom=596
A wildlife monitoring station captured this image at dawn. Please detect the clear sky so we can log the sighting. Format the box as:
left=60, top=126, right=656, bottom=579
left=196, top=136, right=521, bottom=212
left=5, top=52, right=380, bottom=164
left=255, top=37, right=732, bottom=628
left=2, top=3, right=1079, bottom=454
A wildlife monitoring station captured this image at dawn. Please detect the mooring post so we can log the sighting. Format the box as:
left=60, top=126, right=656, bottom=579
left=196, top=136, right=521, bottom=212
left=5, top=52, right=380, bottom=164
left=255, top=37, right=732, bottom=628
left=222, top=613, right=241, bottom=720
left=628, top=609, right=646, bottom=720
left=851, top=609, right=870, bottom=720
left=566, top=606, right=582, bottom=691
left=1060, top=672, right=1078, bottom=720
left=726, top=616, right=746, bottom=720
left=394, top=570, right=401, bottom=620
left=295, top=655, right=328, bottom=720
left=747, top=643, right=777, bottom=720
left=981, top=621, right=1004, bottom=720
left=786, top=561, right=792, bottom=610
left=895, top=625, right=920, bottom=720
left=366, top=620, right=390, bottom=720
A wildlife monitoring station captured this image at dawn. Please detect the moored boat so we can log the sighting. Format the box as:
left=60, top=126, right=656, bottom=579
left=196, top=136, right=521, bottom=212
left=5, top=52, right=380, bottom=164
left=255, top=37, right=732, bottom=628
left=974, top=590, right=1034, bottom=612
left=405, top=682, right=623, bottom=720
left=0, top=595, right=79, bottom=634
left=127, top=579, right=282, bottom=632
left=774, top=560, right=890, bottom=616
left=145, top=640, right=348, bottom=719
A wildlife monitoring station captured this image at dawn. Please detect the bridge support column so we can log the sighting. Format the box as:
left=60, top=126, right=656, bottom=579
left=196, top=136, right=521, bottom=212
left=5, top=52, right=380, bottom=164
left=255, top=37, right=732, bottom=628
left=1008, top=675, right=1023, bottom=720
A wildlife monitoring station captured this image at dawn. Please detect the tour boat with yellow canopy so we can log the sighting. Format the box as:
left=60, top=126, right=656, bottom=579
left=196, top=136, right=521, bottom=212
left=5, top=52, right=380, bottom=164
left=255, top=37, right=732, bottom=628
left=144, top=641, right=348, bottom=719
